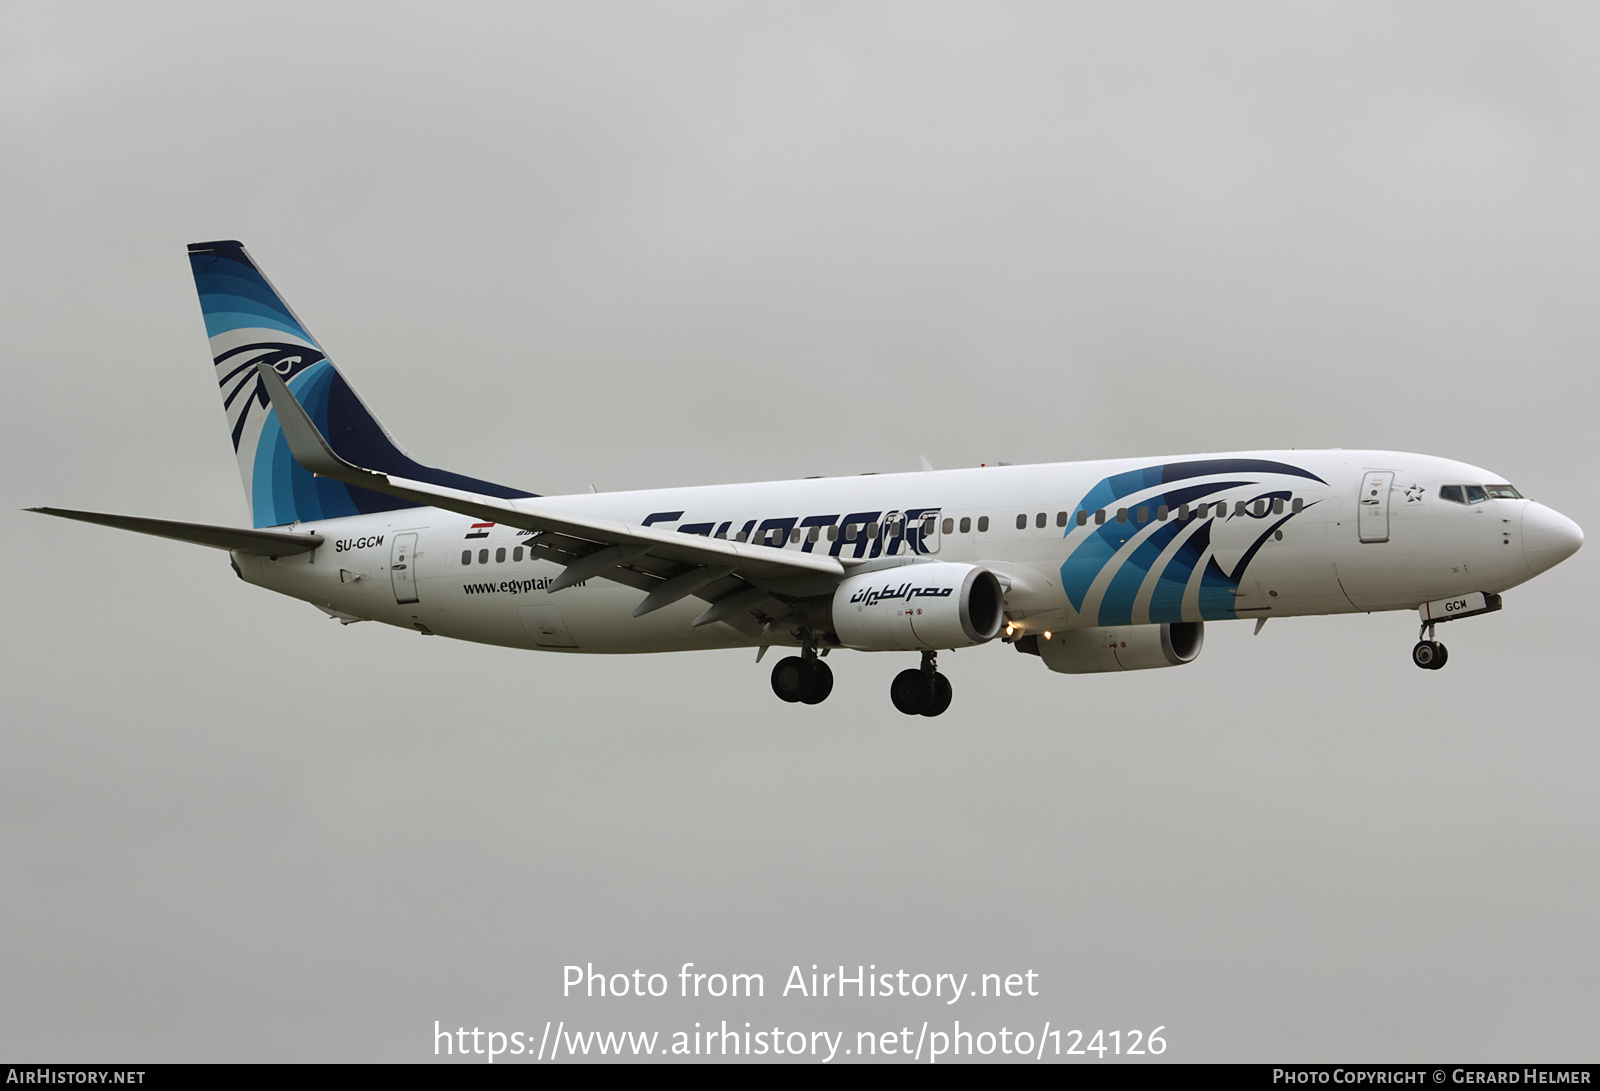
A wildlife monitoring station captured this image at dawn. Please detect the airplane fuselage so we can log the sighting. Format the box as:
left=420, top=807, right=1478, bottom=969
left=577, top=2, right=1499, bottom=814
left=234, top=449, right=1572, bottom=655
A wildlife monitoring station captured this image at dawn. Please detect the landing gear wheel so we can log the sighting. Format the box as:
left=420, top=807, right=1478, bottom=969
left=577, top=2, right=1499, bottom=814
left=800, top=660, right=834, bottom=704
left=890, top=669, right=931, bottom=715
left=772, top=654, right=834, bottom=704
left=920, top=672, right=953, bottom=717
left=890, top=668, right=953, bottom=716
left=771, top=656, right=808, bottom=702
left=1412, top=641, right=1446, bottom=670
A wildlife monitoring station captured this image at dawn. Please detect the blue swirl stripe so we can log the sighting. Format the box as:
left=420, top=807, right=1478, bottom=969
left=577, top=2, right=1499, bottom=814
left=1059, top=459, right=1327, bottom=626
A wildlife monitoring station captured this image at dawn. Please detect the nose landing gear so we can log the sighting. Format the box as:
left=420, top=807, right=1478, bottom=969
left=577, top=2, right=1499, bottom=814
left=771, top=643, right=834, bottom=704
left=890, top=650, right=953, bottom=717
left=1412, top=621, right=1449, bottom=670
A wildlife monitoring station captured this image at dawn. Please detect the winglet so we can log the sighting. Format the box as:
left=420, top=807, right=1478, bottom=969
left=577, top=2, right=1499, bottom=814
left=255, top=361, right=383, bottom=486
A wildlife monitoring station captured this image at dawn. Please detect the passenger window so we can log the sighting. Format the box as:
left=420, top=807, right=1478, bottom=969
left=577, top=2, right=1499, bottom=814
left=807, top=526, right=819, bottom=543
left=1251, top=500, right=1264, bottom=516
left=959, top=517, right=971, bottom=534
left=1292, top=498, right=1304, bottom=513
left=942, top=518, right=954, bottom=535
left=1076, top=510, right=1088, bottom=527
left=1056, top=511, right=1068, bottom=527
left=1232, top=501, right=1244, bottom=516
left=495, top=547, right=506, bottom=563
left=1035, top=512, right=1046, bottom=529
left=790, top=528, right=802, bottom=544
left=1177, top=503, right=1190, bottom=520
left=1136, top=506, right=1148, bottom=523
left=513, top=546, right=524, bottom=562
left=1156, top=505, right=1169, bottom=521
left=827, top=525, right=839, bottom=541
left=977, top=516, right=989, bottom=532
left=1116, top=508, right=1128, bottom=524
left=1016, top=514, right=1027, bottom=530
left=461, top=550, right=472, bottom=565
left=866, top=522, right=880, bottom=539
left=1272, top=498, right=1284, bottom=515
left=1465, top=485, right=1488, bottom=504
left=1095, top=509, right=1106, bottom=525
left=478, top=549, right=489, bottom=564
left=736, top=530, right=749, bottom=543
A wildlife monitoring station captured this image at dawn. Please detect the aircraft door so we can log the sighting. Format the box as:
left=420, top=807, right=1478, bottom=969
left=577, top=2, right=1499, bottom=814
left=1357, top=472, right=1394, bottom=543
left=391, top=532, right=420, bottom=603
left=911, top=509, right=941, bottom=555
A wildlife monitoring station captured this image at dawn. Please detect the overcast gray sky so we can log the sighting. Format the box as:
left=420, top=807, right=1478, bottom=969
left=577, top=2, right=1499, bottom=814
left=3, top=1, right=1596, bottom=1062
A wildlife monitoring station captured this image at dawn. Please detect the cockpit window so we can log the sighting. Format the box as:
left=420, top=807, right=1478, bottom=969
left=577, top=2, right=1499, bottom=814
left=1442, top=483, right=1522, bottom=504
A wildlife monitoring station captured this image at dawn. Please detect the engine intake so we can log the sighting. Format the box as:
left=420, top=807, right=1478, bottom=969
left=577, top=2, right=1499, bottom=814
left=1018, top=621, right=1205, bottom=673
left=830, top=563, right=1004, bottom=650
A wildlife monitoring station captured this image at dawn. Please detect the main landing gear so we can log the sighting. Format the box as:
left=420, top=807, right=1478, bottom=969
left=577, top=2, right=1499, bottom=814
left=1412, top=621, right=1449, bottom=671
left=771, top=645, right=834, bottom=704
left=891, top=650, right=953, bottom=717
left=770, top=645, right=955, bottom=715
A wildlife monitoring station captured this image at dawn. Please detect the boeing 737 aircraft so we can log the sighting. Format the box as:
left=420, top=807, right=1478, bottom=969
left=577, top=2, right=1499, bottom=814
left=32, top=242, right=1585, bottom=716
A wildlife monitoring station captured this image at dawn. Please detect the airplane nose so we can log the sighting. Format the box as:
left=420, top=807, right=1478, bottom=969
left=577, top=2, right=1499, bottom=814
left=1523, top=503, right=1583, bottom=576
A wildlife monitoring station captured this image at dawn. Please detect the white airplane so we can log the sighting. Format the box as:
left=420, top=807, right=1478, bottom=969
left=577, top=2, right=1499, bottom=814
left=32, top=241, right=1584, bottom=716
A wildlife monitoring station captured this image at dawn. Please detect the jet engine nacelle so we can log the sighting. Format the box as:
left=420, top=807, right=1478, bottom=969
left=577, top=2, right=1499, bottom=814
left=1024, top=621, right=1204, bottom=673
left=830, top=563, right=1005, bottom=651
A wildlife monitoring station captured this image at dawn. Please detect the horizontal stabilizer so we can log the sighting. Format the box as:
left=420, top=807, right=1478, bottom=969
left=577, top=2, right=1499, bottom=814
left=26, top=507, right=322, bottom=556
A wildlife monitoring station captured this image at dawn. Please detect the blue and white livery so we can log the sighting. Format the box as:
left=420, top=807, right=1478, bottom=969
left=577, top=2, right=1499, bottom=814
left=32, top=242, right=1584, bottom=716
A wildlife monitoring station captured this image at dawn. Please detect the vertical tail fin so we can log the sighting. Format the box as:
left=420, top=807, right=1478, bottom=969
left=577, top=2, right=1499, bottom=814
left=187, top=241, right=534, bottom=527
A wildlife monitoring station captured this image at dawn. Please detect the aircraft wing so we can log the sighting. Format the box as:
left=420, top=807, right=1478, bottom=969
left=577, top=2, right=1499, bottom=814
left=255, top=363, right=843, bottom=631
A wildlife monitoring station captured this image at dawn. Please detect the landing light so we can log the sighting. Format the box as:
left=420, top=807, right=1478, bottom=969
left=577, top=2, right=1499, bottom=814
left=1044, top=631, right=1052, bottom=640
